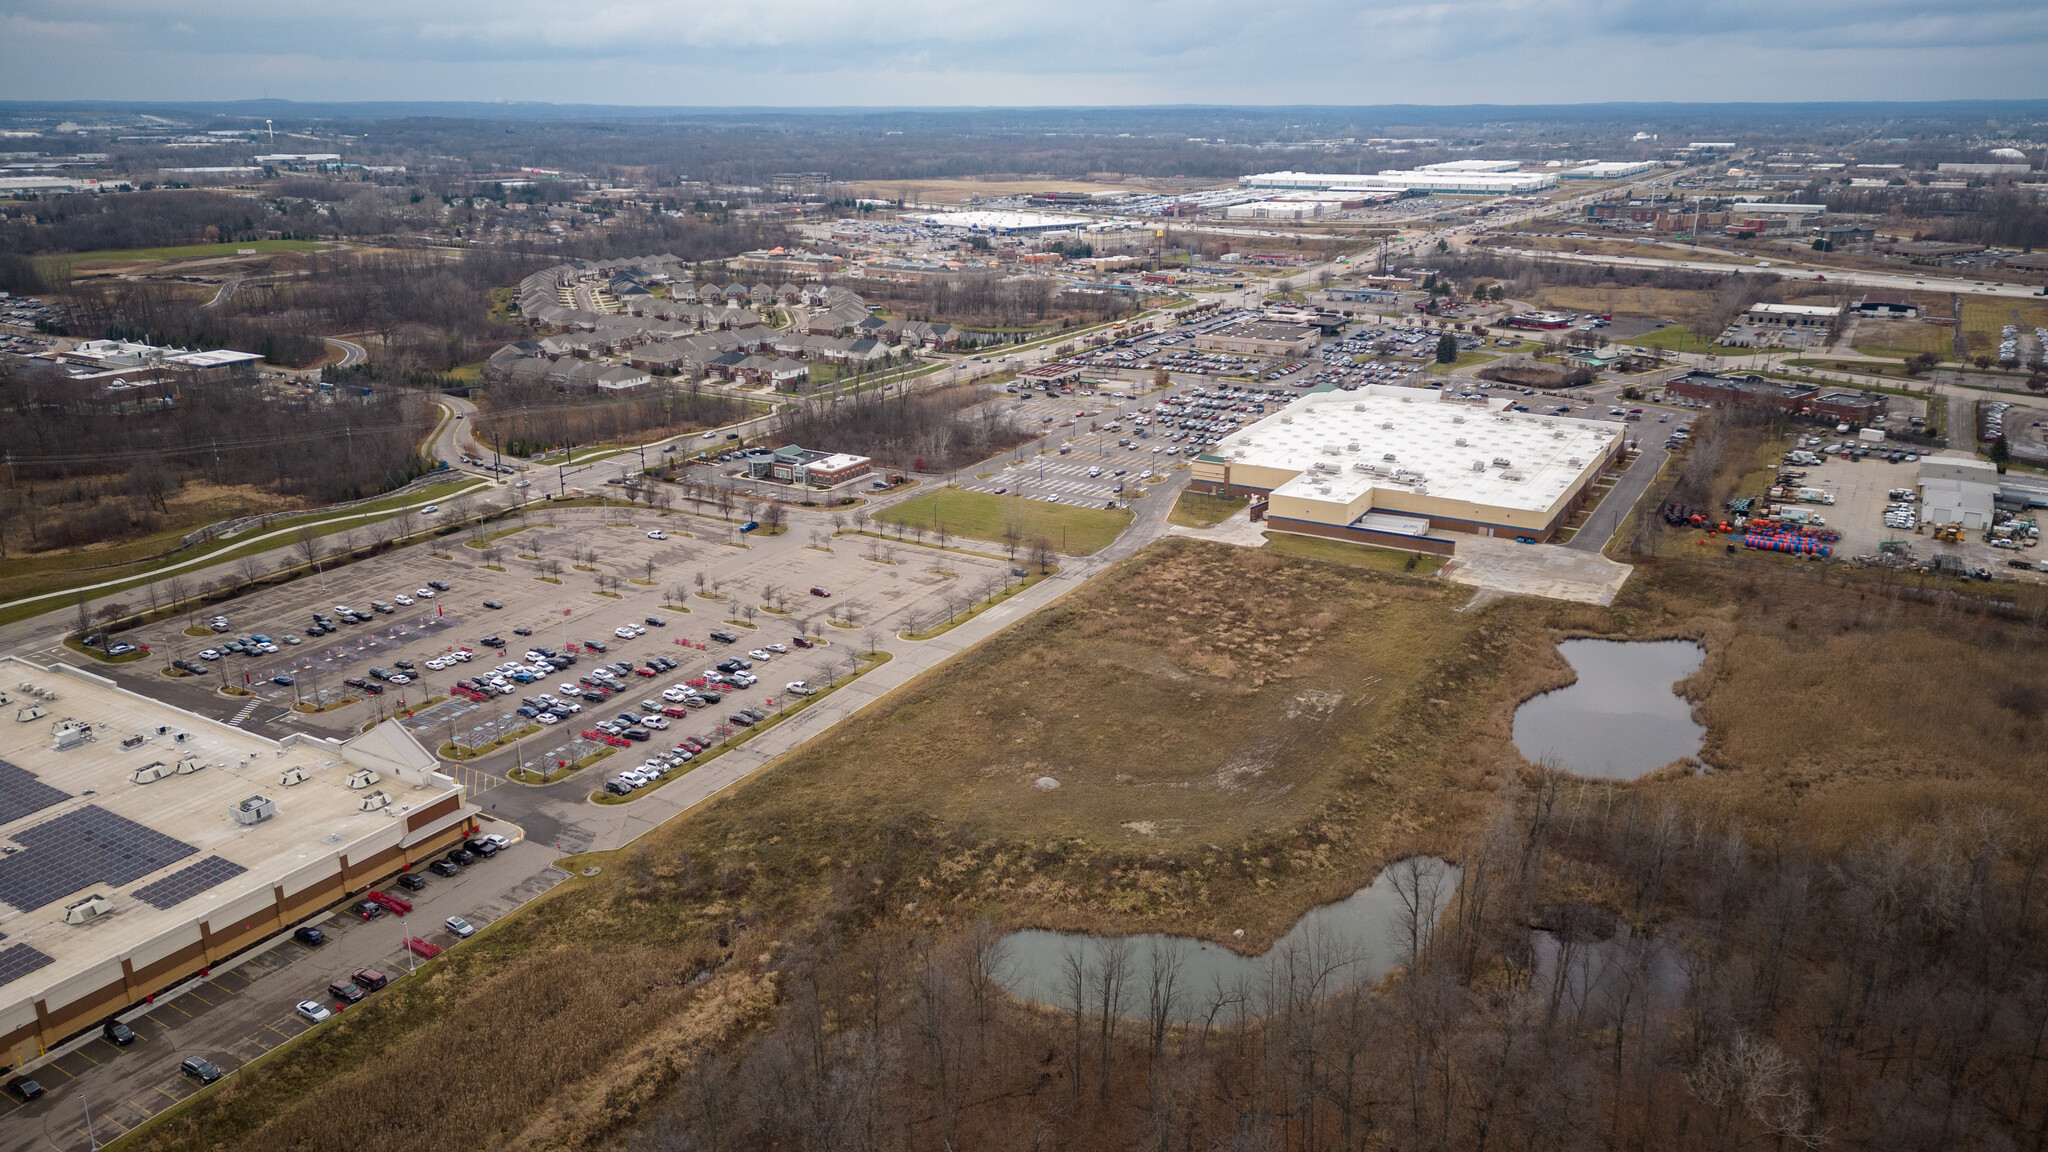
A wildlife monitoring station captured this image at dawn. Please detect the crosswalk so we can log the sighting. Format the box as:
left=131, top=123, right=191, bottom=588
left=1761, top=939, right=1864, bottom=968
left=229, top=698, right=260, bottom=726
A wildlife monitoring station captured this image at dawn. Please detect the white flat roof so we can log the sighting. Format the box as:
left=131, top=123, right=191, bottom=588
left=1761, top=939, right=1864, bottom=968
left=1219, top=388, right=1622, bottom=515
left=899, top=211, right=1091, bottom=232
left=1747, top=303, right=1840, bottom=317
left=0, top=658, right=464, bottom=1020
left=807, top=453, right=870, bottom=472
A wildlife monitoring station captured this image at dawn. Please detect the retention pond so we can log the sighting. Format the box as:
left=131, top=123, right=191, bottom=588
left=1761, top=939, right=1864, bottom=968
left=1512, top=638, right=1706, bottom=779
left=995, top=857, right=1460, bottom=1023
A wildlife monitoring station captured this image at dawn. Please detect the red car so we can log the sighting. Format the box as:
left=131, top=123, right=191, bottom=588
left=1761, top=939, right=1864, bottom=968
left=634, top=667, right=657, bottom=677
left=809, top=586, right=831, bottom=597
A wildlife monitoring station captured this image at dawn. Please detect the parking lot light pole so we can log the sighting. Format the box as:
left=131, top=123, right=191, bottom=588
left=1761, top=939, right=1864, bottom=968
left=80, top=1094, right=97, bottom=1150
left=403, top=919, right=415, bottom=975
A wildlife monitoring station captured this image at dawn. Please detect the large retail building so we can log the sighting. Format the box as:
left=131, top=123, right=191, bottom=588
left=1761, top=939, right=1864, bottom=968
left=1190, top=387, right=1627, bottom=549
left=0, top=659, right=476, bottom=1072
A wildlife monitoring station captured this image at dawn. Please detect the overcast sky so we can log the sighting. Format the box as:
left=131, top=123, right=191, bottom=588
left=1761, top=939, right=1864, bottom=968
left=2, top=0, right=2043, bottom=106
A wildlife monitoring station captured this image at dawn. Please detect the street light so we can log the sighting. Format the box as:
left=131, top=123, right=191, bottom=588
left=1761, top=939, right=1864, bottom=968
left=80, top=1094, right=98, bottom=1150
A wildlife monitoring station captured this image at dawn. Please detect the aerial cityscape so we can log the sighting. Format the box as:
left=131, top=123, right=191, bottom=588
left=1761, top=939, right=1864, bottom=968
left=0, top=6, right=2044, bottom=1151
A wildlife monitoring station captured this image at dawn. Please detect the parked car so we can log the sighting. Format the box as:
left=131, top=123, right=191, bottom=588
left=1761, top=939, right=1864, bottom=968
left=446, top=916, right=476, bottom=938
left=396, top=872, right=428, bottom=892
left=103, top=1020, right=136, bottom=1045
left=483, top=600, right=504, bottom=610
left=328, top=979, right=366, bottom=1004
left=180, top=1056, right=224, bottom=1084
left=293, top=925, right=326, bottom=947
left=9, top=1077, right=43, bottom=1101
left=296, top=1000, right=332, bottom=1024
left=429, top=859, right=461, bottom=877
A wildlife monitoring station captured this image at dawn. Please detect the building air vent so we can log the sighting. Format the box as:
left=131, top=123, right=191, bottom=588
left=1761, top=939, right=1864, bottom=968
left=131, top=761, right=172, bottom=785
left=1471, top=460, right=1487, bottom=472
left=1347, top=441, right=1360, bottom=452
left=62, top=894, right=113, bottom=925
left=1503, top=471, right=1527, bottom=482
left=1312, top=460, right=1340, bottom=474
left=279, top=765, right=309, bottom=787
left=174, top=755, right=204, bottom=775
left=345, top=768, right=381, bottom=791
left=14, top=704, right=45, bottom=724
left=51, top=720, right=93, bottom=751
left=358, top=790, right=391, bottom=813
left=1553, top=430, right=1567, bottom=439
left=1382, top=453, right=1398, bottom=462
left=1379, top=421, right=1395, bottom=430
left=1568, top=457, right=1584, bottom=467
left=1352, top=461, right=1373, bottom=473
left=234, top=795, right=278, bottom=826
left=1451, top=415, right=1466, bottom=424
left=1454, top=437, right=1467, bottom=447
left=1492, top=457, right=1513, bottom=468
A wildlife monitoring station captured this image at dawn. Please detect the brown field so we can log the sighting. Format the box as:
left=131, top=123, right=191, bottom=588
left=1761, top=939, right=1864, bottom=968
left=1852, top=318, right=1954, bottom=360
left=1533, top=284, right=1717, bottom=319
left=128, top=513, right=2048, bottom=1151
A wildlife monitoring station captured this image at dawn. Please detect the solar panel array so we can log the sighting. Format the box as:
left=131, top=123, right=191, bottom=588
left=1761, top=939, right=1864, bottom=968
left=0, top=806, right=197, bottom=912
left=0, top=943, right=55, bottom=988
left=133, top=855, right=247, bottom=910
left=0, top=759, right=69, bottom=827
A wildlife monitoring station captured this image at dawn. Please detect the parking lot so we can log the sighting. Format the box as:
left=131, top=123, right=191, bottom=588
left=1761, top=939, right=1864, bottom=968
left=93, top=503, right=1011, bottom=794
left=0, top=839, right=563, bottom=1152
left=1783, top=447, right=2042, bottom=578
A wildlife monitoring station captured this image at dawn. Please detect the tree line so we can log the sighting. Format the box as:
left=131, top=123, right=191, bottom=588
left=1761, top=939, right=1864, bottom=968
left=473, top=377, right=752, bottom=457
left=773, top=383, right=1029, bottom=472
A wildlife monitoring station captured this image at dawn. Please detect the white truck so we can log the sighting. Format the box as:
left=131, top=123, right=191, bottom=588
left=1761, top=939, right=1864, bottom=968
left=1795, top=487, right=1836, bottom=506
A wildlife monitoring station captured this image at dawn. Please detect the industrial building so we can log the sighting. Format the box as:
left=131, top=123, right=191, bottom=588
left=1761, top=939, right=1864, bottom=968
left=1920, top=457, right=2000, bottom=529
left=1188, top=387, right=1626, bottom=549
left=898, top=210, right=1092, bottom=234
left=1561, top=161, right=1658, bottom=179
left=1739, top=302, right=1841, bottom=331
left=1666, top=372, right=1884, bottom=423
left=1194, top=321, right=1319, bottom=357
left=0, top=659, right=475, bottom=1073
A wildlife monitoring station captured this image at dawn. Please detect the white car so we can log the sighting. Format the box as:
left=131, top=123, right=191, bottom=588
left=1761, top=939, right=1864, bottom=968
left=764, top=643, right=788, bottom=654
left=445, top=916, right=476, bottom=938
left=663, top=687, right=690, bottom=702
left=748, top=649, right=773, bottom=662
left=395, top=594, right=414, bottom=606
left=416, top=588, right=435, bottom=599
left=647, top=530, right=667, bottom=540
left=615, top=626, right=636, bottom=639
left=481, top=833, right=510, bottom=850
left=425, top=658, right=448, bottom=671
left=388, top=673, right=412, bottom=685
left=560, top=682, right=581, bottom=696
left=514, top=479, right=531, bottom=488
left=785, top=681, right=816, bottom=696
left=422, top=505, right=439, bottom=515
left=643, top=715, right=669, bottom=730
left=701, top=430, right=719, bottom=439
left=297, top=1000, right=332, bottom=1023
left=536, top=712, right=559, bottom=725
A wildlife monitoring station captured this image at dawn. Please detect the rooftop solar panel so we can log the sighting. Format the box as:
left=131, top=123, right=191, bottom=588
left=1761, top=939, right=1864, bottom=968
left=0, top=806, right=198, bottom=912
left=0, top=943, right=55, bottom=988
left=0, top=760, right=69, bottom=827
left=133, top=855, right=247, bottom=910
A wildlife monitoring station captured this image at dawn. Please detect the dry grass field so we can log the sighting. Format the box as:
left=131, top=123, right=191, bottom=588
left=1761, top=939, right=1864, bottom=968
left=1533, top=284, right=1717, bottom=320
left=1852, top=318, right=1955, bottom=360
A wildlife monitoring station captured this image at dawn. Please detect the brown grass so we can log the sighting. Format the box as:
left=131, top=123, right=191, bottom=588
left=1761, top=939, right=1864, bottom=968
left=1533, top=284, right=1717, bottom=320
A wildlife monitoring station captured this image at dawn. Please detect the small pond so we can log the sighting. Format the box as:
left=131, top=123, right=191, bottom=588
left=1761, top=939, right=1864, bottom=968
left=1513, top=639, right=1707, bottom=779
left=995, top=857, right=1460, bottom=1023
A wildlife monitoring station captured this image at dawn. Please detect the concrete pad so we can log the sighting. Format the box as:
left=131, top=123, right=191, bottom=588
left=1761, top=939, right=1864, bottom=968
left=1163, top=507, right=1268, bottom=549
left=1436, top=534, right=1634, bottom=605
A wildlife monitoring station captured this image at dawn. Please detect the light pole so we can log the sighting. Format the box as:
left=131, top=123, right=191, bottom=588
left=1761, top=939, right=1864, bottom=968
left=403, top=919, right=415, bottom=975
left=80, top=1094, right=98, bottom=1150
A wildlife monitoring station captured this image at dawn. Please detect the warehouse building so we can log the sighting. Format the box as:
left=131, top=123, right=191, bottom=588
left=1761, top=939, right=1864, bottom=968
left=1561, top=161, right=1658, bottom=179
left=1240, top=169, right=1559, bottom=195
left=1188, top=387, right=1626, bottom=549
left=0, top=659, right=475, bottom=1073
left=1194, top=321, right=1318, bottom=357
left=1920, top=457, right=1999, bottom=529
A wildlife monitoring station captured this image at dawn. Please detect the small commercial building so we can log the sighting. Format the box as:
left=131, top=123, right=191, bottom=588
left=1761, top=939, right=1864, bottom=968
left=1194, top=321, right=1318, bottom=358
left=1920, top=457, right=1999, bottom=529
left=1666, top=372, right=1884, bottom=424
left=746, top=445, right=873, bottom=488
left=1187, top=387, right=1625, bottom=548
left=0, top=659, right=474, bottom=1074
left=1740, top=302, right=1841, bottom=332
left=1853, top=291, right=1919, bottom=318
left=1022, top=364, right=1083, bottom=387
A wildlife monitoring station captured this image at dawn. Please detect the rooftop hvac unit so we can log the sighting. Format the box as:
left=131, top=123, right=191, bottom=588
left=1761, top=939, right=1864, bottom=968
left=345, top=768, right=381, bottom=791
left=1454, top=437, right=1468, bottom=447
left=1382, top=453, right=1398, bottom=462
left=358, top=790, right=391, bottom=813
left=51, top=721, right=93, bottom=751
left=1553, top=430, right=1567, bottom=439
left=1312, top=460, right=1340, bottom=474
left=131, top=761, right=172, bottom=785
left=1471, top=461, right=1487, bottom=472
left=1568, top=457, right=1584, bottom=467
left=1351, top=461, right=1374, bottom=473
left=1451, top=415, right=1466, bottom=424
left=1321, top=444, right=1342, bottom=456
left=234, top=795, right=278, bottom=825
left=174, top=755, right=204, bottom=775
left=1503, top=471, right=1527, bottom=482
left=1279, top=416, right=1293, bottom=424
left=279, top=765, right=309, bottom=787
left=1347, top=441, right=1360, bottom=451
left=14, top=705, right=44, bottom=724
left=1492, top=457, right=1513, bottom=468
left=120, top=733, right=146, bottom=750
left=1379, top=422, right=1395, bottom=430
left=1352, top=404, right=1366, bottom=412
left=62, top=894, right=112, bottom=925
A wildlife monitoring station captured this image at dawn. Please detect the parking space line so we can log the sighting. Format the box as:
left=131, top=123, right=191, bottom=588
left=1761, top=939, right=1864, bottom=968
left=38, top=1060, right=74, bottom=1080
left=154, top=1085, right=182, bottom=1103
left=184, top=989, right=214, bottom=1006
left=72, top=1045, right=101, bottom=1066
left=264, top=1022, right=295, bottom=1041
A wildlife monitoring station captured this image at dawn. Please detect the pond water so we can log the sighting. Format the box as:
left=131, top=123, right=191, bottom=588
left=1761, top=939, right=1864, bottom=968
left=995, top=857, right=1460, bottom=1023
left=1512, top=639, right=1707, bottom=779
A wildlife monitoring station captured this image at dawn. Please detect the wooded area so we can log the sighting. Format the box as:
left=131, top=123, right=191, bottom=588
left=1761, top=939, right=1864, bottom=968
left=774, top=383, right=1030, bottom=471
left=474, top=377, right=751, bottom=456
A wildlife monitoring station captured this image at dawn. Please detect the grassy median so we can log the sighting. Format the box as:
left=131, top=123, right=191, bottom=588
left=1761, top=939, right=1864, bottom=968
left=873, top=487, right=1131, bottom=555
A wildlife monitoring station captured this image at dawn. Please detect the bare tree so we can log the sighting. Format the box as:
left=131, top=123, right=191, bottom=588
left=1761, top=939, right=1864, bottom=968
left=292, top=527, right=322, bottom=572
left=740, top=603, right=757, bottom=625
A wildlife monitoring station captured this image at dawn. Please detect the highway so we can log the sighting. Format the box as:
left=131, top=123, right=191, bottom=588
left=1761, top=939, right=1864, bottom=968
left=1488, top=245, right=2047, bottom=300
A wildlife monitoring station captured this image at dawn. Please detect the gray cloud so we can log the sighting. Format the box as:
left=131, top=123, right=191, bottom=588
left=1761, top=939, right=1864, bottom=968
left=0, top=0, right=2041, bottom=102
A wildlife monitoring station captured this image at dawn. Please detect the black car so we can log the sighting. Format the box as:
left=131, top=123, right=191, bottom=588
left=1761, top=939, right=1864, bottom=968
left=716, top=659, right=743, bottom=674
left=359, top=682, right=384, bottom=696
left=180, top=1056, right=223, bottom=1084
left=483, top=600, right=504, bottom=610
left=396, top=872, right=428, bottom=892
left=294, top=925, right=326, bottom=946
left=8, top=1077, right=43, bottom=1101
left=393, top=660, right=415, bottom=672
left=480, top=635, right=505, bottom=647
left=695, top=689, right=723, bottom=704
left=728, top=712, right=756, bottom=728
left=513, top=625, right=534, bottom=636
left=624, top=727, right=652, bottom=742
left=644, top=616, right=666, bottom=627
left=584, top=640, right=608, bottom=652
left=429, top=580, right=450, bottom=591
left=465, top=838, right=499, bottom=858
left=103, top=1020, right=136, bottom=1045
left=709, top=630, right=739, bottom=644
left=429, top=859, right=460, bottom=877
left=448, top=848, right=478, bottom=866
